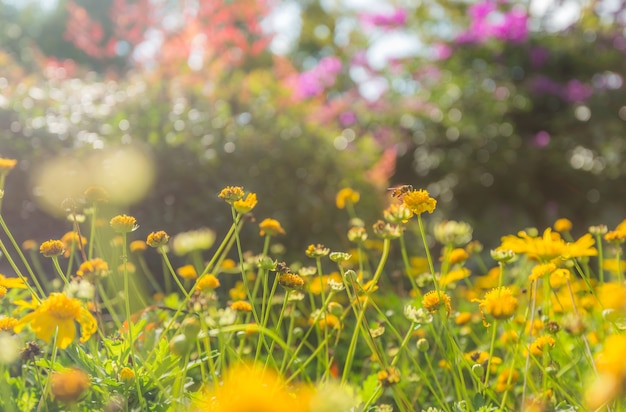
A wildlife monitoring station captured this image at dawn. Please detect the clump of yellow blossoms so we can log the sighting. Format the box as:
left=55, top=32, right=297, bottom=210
left=15, top=293, right=97, bottom=349
left=233, top=193, right=257, bottom=214
left=335, top=188, right=360, bottom=209
left=50, top=368, right=90, bottom=403
left=259, top=218, right=286, bottom=236
left=278, top=273, right=305, bottom=290
left=177, top=264, right=198, bottom=280
left=110, top=214, right=138, bottom=233
left=196, top=274, right=220, bottom=291
left=529, top=335, right=556, bottom=356
left=553, top=218, right=572, bottom=232
left=422, top=290, right=452, bottom=315
left=218, top=186, right=245, bottom=204
left=39, top=240, right=66, bottom=258
left=76, top=258, right=109, bottom=280
left=147, top=230, right=169, bottom=248
left=473, top=286, right=518, bottom=326
left=119, top=367, right=135, bottom=382
left=230, top=301, right=253, bottom=312
left=193, top=363, right=311, bottom=412
left=402, top=189, right=437, bottom=215
left=377, top=366, right=401, bottom=387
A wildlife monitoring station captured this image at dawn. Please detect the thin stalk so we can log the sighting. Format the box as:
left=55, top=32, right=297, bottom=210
left=417, top=214, right=439, bottom=293
left=120, top=233, right=147, bottom=410
left=0, top=214, right=45, bottom=298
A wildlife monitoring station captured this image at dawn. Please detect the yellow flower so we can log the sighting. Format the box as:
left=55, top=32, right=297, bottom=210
left=313, top=313, right=342, bottom=330
left=422, top=290, right=452, bottom=315
left=500, top=330, right=519, bottom=345
left=495, top=368, right=519, bottom=392
left=221, top=259, right=237, bottom=269
left=443, top=248, right=469, bottom=264
left=529, top=263, right=557, bottom=282
left=305, top=243, right=330, bottom=258
left=553, top=218, right=572, bottom=232
left=596, top=282, right=626, bottom=312
left=21, top=239, right=38, bottom=252
left=229, top=282, right=247, bottom=301
left=464, top=351, right=502, bottom=372
left=233, top=193, right=257, bottom=214
left=377, top=366, right=401, bottom=387
left=473, top=286, right=518, bottom=326
left=196, top=274, right=220, bottom=291
left=383, top=203, right=413, bottom=224
left=50, top=368, right=90, bottom=403
left=402, top=189, right=436, bottom=215
left=259, top=218, right=286, bottom=236
left=549, top=268, right=571, bottom=289
left=147, top=230, right=169, bottom=248
left=119, top=367, right=135, bottom=382
left=0, top=316, right=18, bottom=332
left=14, top=293, right=97, bottom=349
left=603, top=258, right=626, bottom=273
left=499, top=228, right=597, bottom=261
left=39, top=240, right=66, bottom=258
left=0, top=157, right=17, bottom=176
left=347, top=227, right=368, bottom=243
left=129, top=240, right=147, bottom=253
left=218, top=186, right=245, bottom=204
left=76, top=258, right=109, bottom=280
left=177, top=265, right=198, bottom=280
left=0, top=273, right=26, bottom=289
left=308, top=272, right=342, bottom=295
left=439, top=268, right=470, bottom=287
left=193, top=363, right=310, bottom=412
left=278, top=273, right=305, bottom=290
left=110, top=214, right=138, bottom=233
left=605, top=219, right=626, bottom=243
left=0, top=286, right=6, bottom=299
left=529, top=335, right=555, bottom=355
left=455, top=312, right=472, bottom=325
left=586, top=334, right=626, bottom=410
left=336, top=188, right=360, bottom=209
left=231, top=301, right=253, bottom=312
left=474, top=267, right=500, bottom=290
left=61, top=232, right=87, bottom=258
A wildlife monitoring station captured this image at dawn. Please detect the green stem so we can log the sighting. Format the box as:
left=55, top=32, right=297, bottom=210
left=417, top=214, right=439, bottom=294
left=51, top=257, right=70, bottom=289
left=0, top=237, right=42, bottom=301
left=121, top=233, right=147, bottom=410
left=161, top=251, right=190, bottom=299
left=0, top=214, right=45, bottom=298
left=483, top=319, right=499, bottom=392
left=595, top=233, right=605, bottom=283
left=399, top=232, right=421, bottom=297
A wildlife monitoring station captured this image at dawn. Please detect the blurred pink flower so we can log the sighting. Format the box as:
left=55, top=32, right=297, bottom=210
left=360, top=8, right=408, bottom=30
left=432, top=43, right=452, bottom=60
left=292, top=56, right=343, bottom=99
left=456, top=1, right=528, bottom=44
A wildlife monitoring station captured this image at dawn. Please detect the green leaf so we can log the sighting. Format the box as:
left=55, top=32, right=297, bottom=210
left=359, top=373, right=380, bottom=405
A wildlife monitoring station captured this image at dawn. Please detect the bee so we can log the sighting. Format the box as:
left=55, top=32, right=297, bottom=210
left=387, top=184, right=413, bottom=198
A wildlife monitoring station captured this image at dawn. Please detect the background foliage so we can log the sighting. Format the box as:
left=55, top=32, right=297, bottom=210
left=1, top=0, right=626, bottom=256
